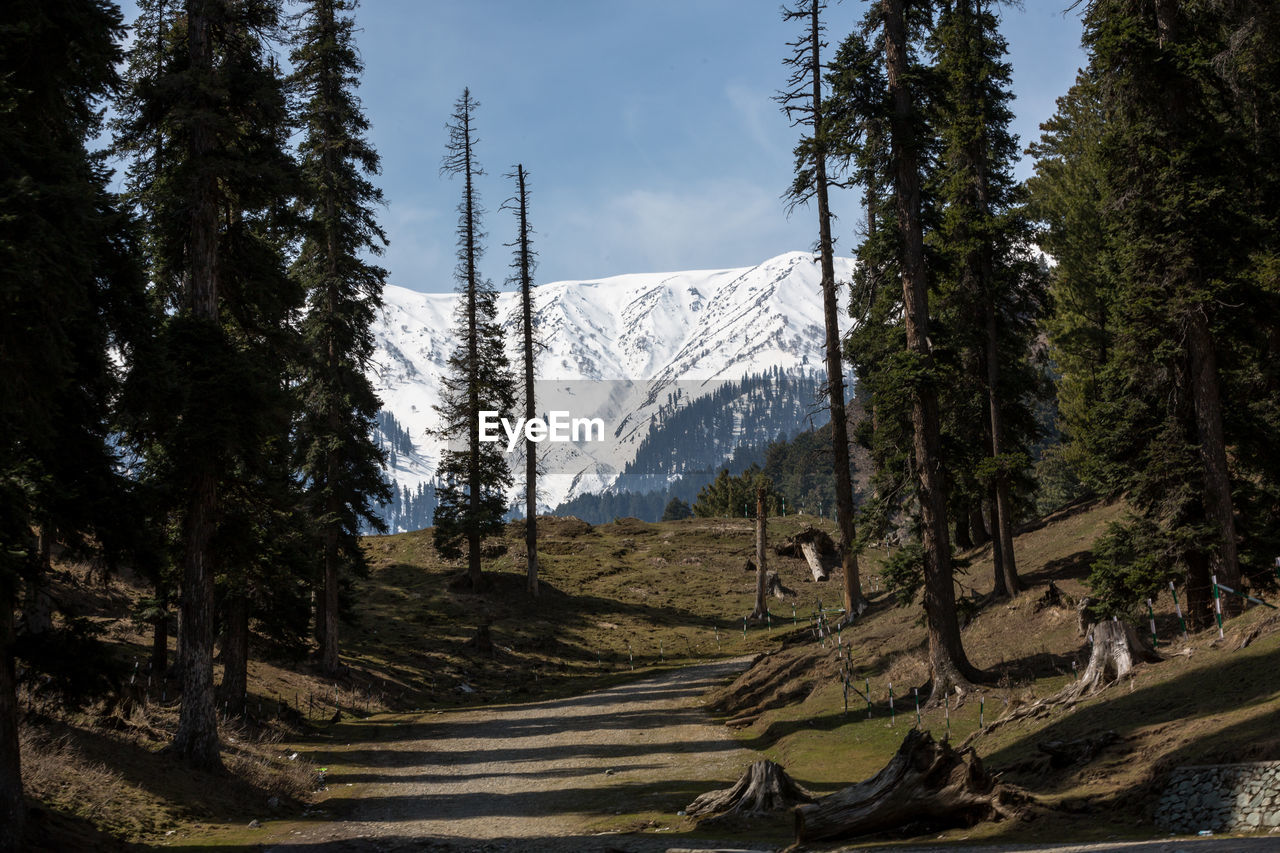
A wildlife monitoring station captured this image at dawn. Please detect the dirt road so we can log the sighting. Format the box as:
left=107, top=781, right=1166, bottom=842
left=264, top=658, right=761, bottom=852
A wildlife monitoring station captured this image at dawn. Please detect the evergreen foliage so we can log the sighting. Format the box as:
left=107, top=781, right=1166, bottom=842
left=290, top=0, right=390, bottom=675
left=0, top=0, right=146, bottom=836
left=661, top=498, right=694, bottom=522
left=431, top=90, right=516, bottom=589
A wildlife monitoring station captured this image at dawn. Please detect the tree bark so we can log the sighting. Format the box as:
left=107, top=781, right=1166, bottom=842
left=464, top=100, right=483, bottom=593
left=988, top=488, right=1008, bottom=599
left=516, top=165, right=539, bottom=598
left=969, top=503, right=990, bottom=547
left=686, top=760, right=813, bottom=822
left=218, top=591, right=248, bottom=716
left=986, top=302, right=1021, bottom=596
left=751, top=488, right=769, bottom=620
left=151, top=605, right=168, bottom=677
left=953, top=502, right=973, bottom=550
left=882, top=0, right=983, bottom=699
left=1186, top=311, right=1241, bottom=616
left=22, top=526, right=54, bottom=636
left=0, top=575, right=23, bottom=850
left=794, top=729, right=1018, bottom=842
left=321, top=527, right=341, bottom=675
left=172, top=0, right=222, bottom=771
left=804, top=0, right=867, bottom=620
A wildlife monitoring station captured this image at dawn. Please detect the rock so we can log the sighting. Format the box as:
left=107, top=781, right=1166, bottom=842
left=248, top=819, right=261, bottom=829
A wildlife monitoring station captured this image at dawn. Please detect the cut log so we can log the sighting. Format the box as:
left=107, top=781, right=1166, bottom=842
left=776, top=526, right=839, bottom=582
left=686, top=760, right=813, bottom=822
left=794, top=729, right=1022, bottom=843
left=766, top=570, right=796, bottom=600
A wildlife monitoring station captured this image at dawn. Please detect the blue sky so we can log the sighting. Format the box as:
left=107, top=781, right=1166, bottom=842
left=118, top=1, right=1088, bottom=292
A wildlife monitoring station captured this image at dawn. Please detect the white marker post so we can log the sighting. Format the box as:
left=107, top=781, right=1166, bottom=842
left=1147, top=599, right=1158, bottom=647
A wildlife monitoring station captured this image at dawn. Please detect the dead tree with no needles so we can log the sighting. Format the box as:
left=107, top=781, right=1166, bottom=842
left=751, top=488, right=769, bottom=620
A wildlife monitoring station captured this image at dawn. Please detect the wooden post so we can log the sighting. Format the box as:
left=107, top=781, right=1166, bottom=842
left=752, top=488, right=768, bottom=620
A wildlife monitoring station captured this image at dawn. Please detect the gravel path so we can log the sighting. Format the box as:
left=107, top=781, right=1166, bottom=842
left=265, top=658, right=760, bottom=852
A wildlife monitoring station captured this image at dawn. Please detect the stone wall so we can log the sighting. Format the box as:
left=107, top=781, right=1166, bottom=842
left=1155, top=762, right=1280, bottom=834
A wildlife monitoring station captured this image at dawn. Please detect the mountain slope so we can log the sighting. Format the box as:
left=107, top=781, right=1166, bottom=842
left=369, top=251, right=856, bottom=526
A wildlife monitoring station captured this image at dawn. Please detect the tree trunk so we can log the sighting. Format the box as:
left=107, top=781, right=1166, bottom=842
left=151, top=608, right=168, bottom=677
left=218, top=592, right=248, bottom=716
left=686, top=760, right=813, bottom=822
left=22, top=526, right=54, bottom=635
left=751, top=489, right=769, bottom=620
left=463, top=100, right=483, bottom=593
left=953, top=502, right=973, bottom=550
left=517, top=165, right=539, bottom=599
left=1186, top=311, right=1241, bottom=616
left=172, top=0, right=222, bottom=772
left=883, top=0, right=982, bottom=700
left=0, top=575, right=24, bottom=850
left=794, top=729, right=1018, bottom=842
left=1184, top=549, right=1213, bottom=631
left=969, top=504, right=990, bottom=547
left=805, top=0, right=867, bottom=620
left=321, top=527, right=341, bottom=675
left=986, top=303, right=1021, bottom=596
left=988, top=489, right=1008, bottom=599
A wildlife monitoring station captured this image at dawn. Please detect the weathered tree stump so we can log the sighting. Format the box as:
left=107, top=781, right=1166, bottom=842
left=766, top=570, right=796, bottom=600
left=465, top=624, right=494, bottom=656
left=1033, top=580, right=1072, bottom=613
left=794, top=729, right=1021, bottom=842
left=686, top=760, right=813, bottom=822
left=775, top=526, right=839, bottom=582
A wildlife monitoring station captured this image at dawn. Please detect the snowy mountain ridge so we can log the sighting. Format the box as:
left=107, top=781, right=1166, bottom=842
left=368, top=250, right=856, bottom=527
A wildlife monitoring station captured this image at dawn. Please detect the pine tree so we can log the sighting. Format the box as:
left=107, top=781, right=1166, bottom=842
left=114, top=0, right=301, bottom=768
left=290, top=0, right=391, bottom=676
left=503, top=164, right=540, bottom=597
left=878, top=0, right=984, bottom=699
left=1, top=0, right=148, bottom=839
left=432, top=90, right=516, bottom=590
left=929, top=0, right=1047, bottom=598
left=778, top=0, right=869, bottom=621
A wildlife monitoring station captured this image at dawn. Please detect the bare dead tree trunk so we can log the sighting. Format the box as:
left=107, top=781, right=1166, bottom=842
left=752, top=488, right=769, bottom=620
left=0, top=574, right=23, bottom=850
left=882, top=0, right=983, bottom=700
left=172, top=0, right=222, bottom=771
left=514, top=164, right=539, bottom=598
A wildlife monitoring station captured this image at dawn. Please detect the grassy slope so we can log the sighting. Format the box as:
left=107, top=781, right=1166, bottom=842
left=26, top=502, right=1280, bottom=849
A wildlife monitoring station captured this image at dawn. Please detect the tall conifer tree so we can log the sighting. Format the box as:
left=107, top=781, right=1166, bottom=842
left=432, top=90, right=515, bottom=591
left=779, top=0, right=869, bottom=621
left=114, top=0, right=300, bottom=767
left=290, top=0, right=390, bottom=676
left=0, top=0, right=148, bottom=838
left=878, top=0, right=984, bottom=699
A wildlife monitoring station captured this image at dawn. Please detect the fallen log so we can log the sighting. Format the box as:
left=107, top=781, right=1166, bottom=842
left=775, top=527, right=839, bottom=582
left=794, top=729, right=1022, bottom=843
left=686, top=759, right=813, bottom=822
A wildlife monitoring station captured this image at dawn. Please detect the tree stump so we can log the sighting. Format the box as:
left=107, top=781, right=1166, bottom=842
left=766, top=570, right=796, bottom=600
left=775, top=527, right=839, bottom=582
left=686, top=760, right=813, bottom=822
left=794, top=729, right=1021, bottom=843
left=1062, top=618, right=1158, bottom=701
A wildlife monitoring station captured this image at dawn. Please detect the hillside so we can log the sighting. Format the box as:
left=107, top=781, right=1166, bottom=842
left=19, top=500, right=1280, bottom=850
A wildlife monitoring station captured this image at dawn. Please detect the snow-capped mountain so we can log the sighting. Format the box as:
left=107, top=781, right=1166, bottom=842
left=368, top=250, right=855, bottom=529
